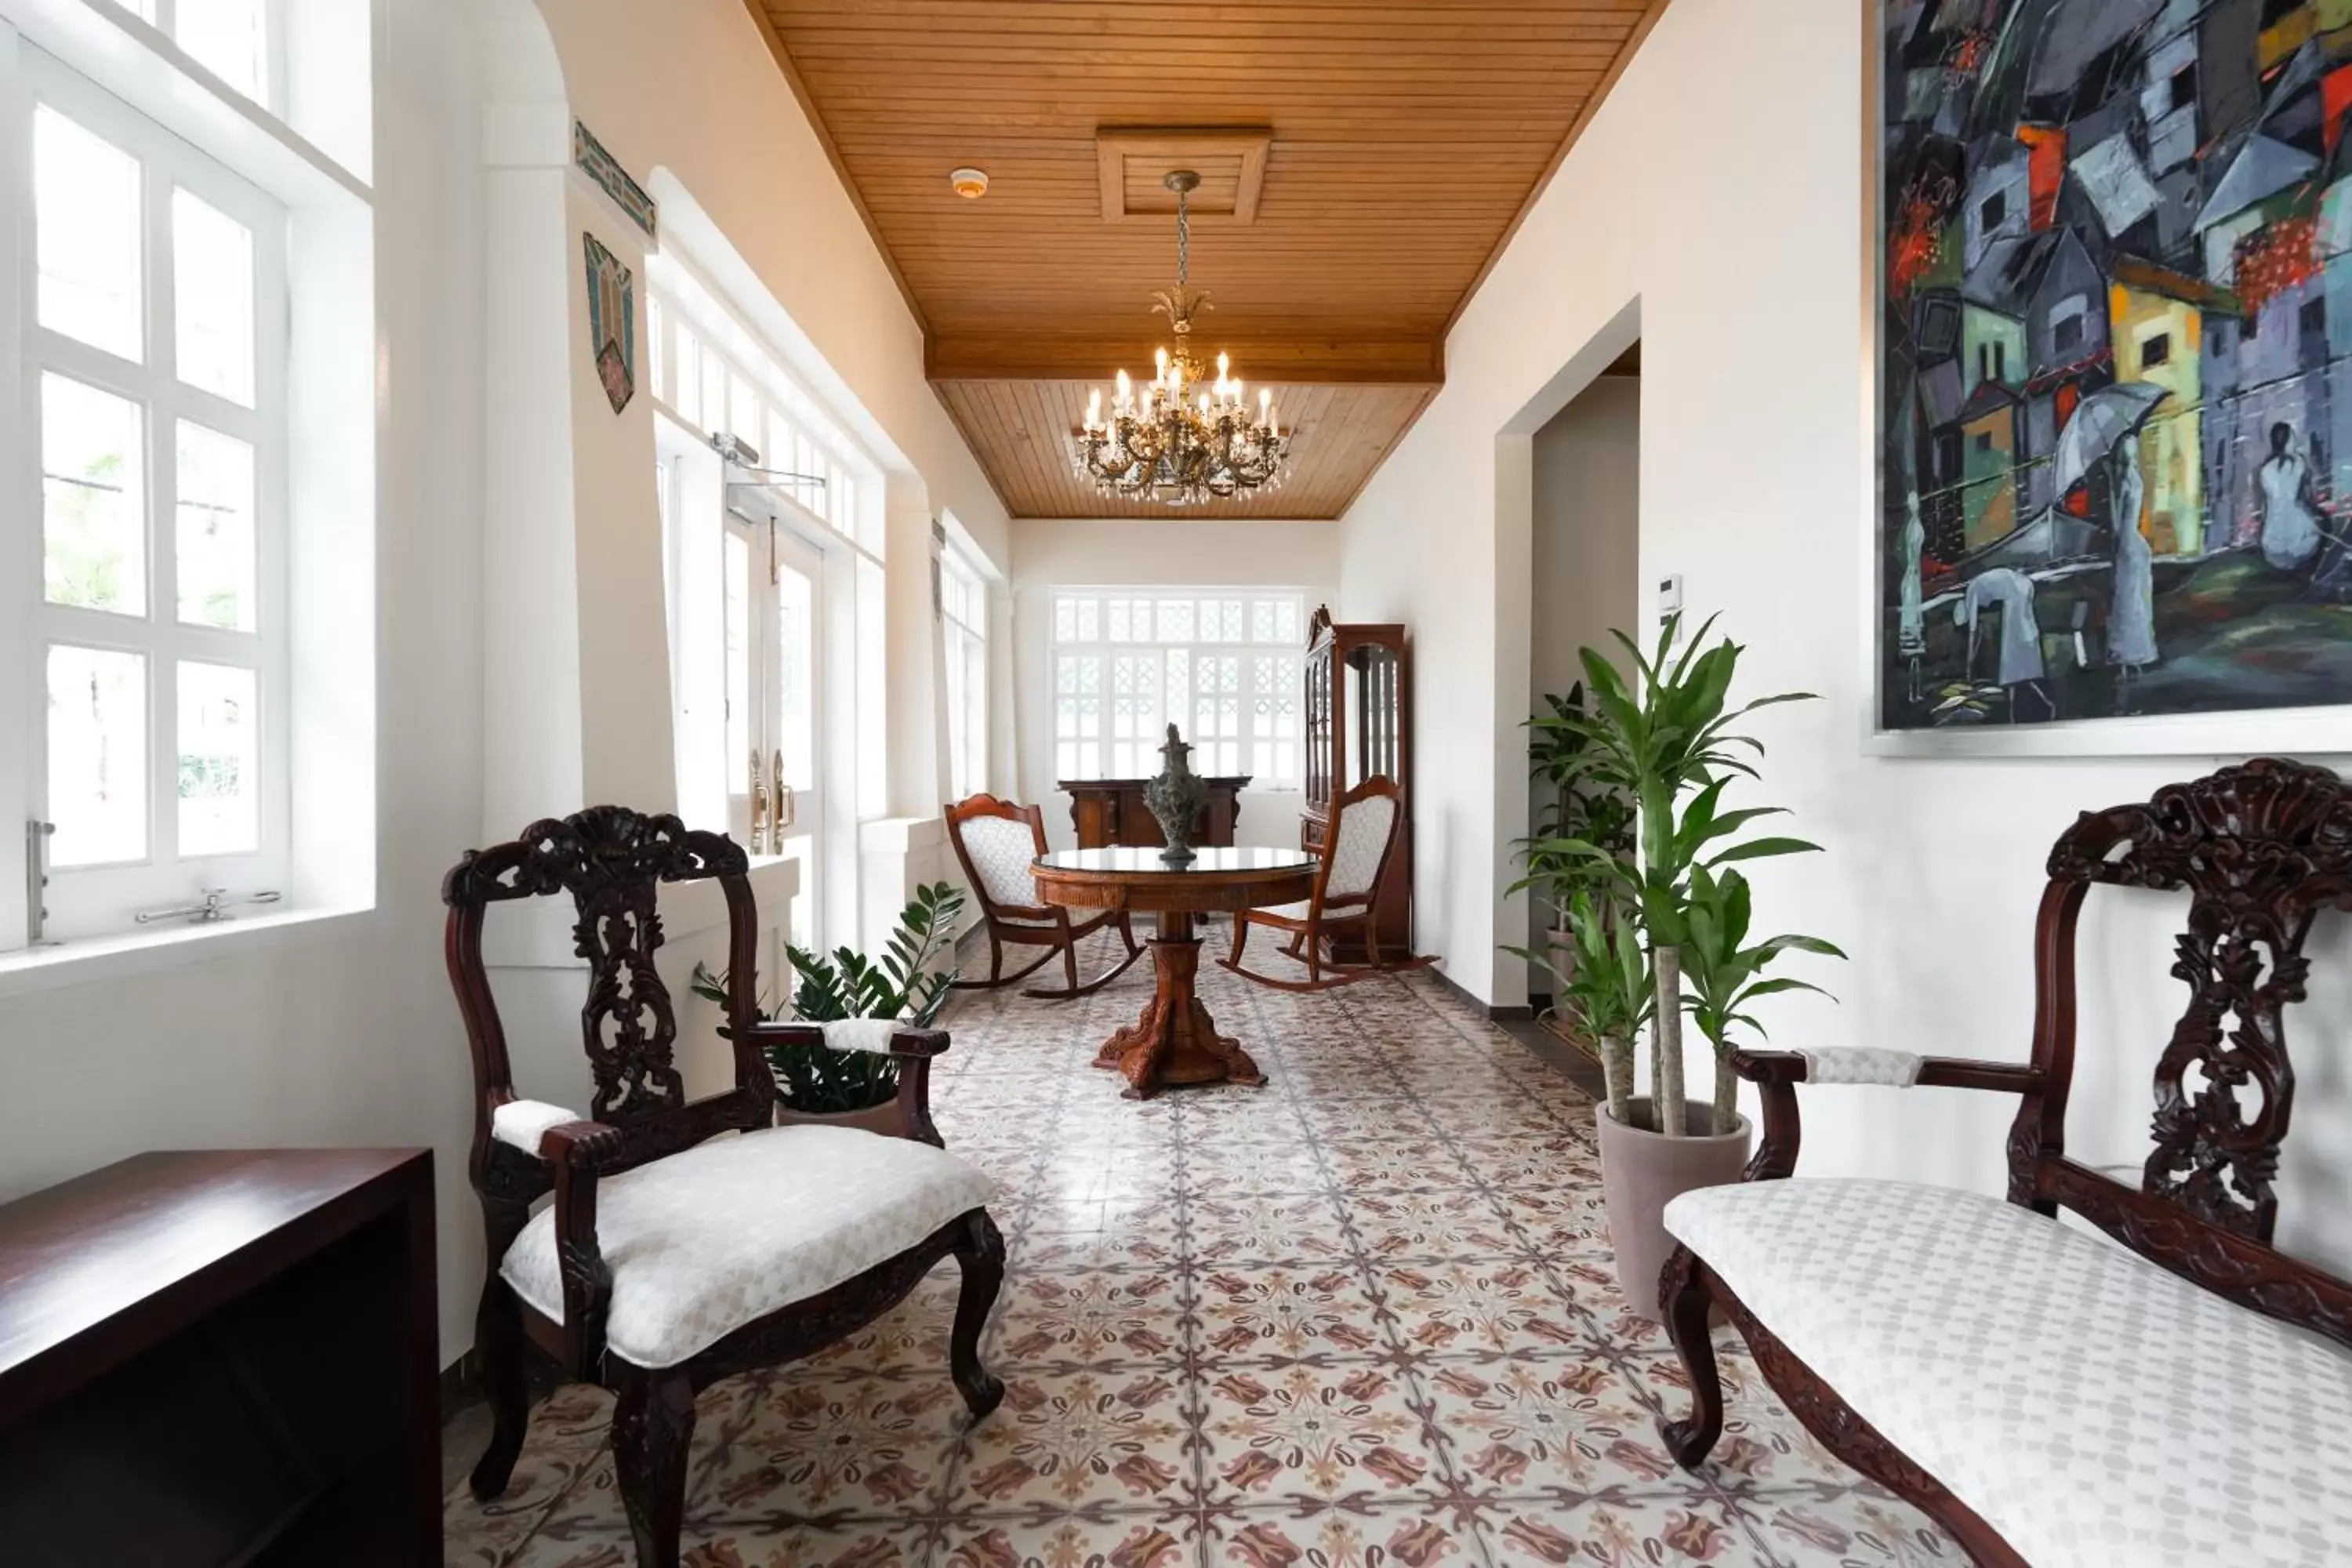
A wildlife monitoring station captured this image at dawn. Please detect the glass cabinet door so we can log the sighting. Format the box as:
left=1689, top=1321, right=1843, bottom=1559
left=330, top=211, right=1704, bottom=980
left=1344, top=642, right=1400, bottom=789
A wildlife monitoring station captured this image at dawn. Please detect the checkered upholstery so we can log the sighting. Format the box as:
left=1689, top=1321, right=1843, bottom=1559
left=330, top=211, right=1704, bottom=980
left=1667, top=1178, right=2352, bottom=1567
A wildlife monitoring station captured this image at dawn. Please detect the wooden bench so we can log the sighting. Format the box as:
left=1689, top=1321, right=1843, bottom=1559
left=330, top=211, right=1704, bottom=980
left=1656, top=758, right=2352, bottom=1566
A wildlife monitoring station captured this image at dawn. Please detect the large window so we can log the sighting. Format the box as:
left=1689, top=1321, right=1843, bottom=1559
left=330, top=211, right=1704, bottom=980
left=941, top=551, right=987, bottom=800
left=1051, top=590, right=1304, bottom=783
left=9, top=49, right=289, bottom=940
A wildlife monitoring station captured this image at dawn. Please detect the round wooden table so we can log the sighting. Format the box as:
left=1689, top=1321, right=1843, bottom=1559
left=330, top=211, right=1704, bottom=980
left=1033, top=846, right=1318, bottom=1100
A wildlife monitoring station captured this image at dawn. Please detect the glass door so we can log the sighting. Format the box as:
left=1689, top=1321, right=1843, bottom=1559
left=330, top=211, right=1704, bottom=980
left=769, top=525, right=823, bottom=953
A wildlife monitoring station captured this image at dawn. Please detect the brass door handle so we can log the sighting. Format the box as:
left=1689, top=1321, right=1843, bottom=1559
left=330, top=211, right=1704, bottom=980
left=750, top=747, right=770, bottom=853
left=775, top=751, right=795, bottom=829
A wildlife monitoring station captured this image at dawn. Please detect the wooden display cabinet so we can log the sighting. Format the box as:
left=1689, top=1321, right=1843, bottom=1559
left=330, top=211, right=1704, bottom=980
left=1300, top=606, right=1411, bottom=962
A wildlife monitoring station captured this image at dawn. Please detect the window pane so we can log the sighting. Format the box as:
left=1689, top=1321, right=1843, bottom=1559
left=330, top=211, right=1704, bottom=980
left=777, top=562, right=814, bottom=792
left=674, top=325, right=702, bottom=425
left=42, top=373, right=147, bottom=617
left=730, top=373, right=760, bottom=445
left=176, top=422, right=256, bottom=630
left=647, top=296, right=666, bottom=402
left=35, top=107, right=143, bottom=362
left=699, top=350, right=726, bottom=439
left=724, top=533, right=750, bottom=778
left=176, top=0, right=267, bottom=102
left=47, top=645, right=147, bottom=867
left=178, top=660, right=258, bottom=855
left=173, top=189, right=256, bottom=405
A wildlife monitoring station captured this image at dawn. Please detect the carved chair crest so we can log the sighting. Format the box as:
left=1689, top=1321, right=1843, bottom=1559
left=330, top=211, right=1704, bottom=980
left=2044, top=758, right=2352, bottom=1244
left=443, top=805, right=749, bottom=1125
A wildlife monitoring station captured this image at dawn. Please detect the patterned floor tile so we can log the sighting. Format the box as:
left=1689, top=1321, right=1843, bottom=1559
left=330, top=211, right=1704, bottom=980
left=1191, top=1260, right=1387, bottom=1363
left=951, top=1366, right=1193, bottom=1512
left=1366, top=1257, right=1592, bottom=1357
left=1194, top=1359, right=1448, bottom=1508
left=442, top=946, right=1949, bottom=1567
left=1186, top=1190, right=1352, bottom=1267
left=1199, top=1500, right=1481, bottom=1567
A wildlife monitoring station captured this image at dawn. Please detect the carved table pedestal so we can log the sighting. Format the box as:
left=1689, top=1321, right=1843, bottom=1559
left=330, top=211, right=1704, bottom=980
left=1032, top=847, right=1317, bottom=1101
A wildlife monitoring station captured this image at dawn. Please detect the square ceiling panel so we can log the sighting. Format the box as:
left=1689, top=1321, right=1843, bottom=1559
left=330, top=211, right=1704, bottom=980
left=1097, top=127, right=1270, bottom=223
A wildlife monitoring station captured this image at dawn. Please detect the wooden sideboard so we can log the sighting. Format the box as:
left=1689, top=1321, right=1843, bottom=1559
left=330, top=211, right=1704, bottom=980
left=0, top=1148, right=439, bottom=1566
left=1062, top=775, right=1250, bottom=850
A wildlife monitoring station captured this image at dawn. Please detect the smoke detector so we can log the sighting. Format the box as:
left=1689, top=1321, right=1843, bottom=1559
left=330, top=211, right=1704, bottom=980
left=949, top=167, right=989, bottom=199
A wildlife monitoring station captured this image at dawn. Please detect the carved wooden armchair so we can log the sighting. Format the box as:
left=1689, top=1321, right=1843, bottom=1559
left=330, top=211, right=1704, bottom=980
left=944, top=792, right=1145, bottom=997
left=443, top=807, right=1004, bottom=1568
left=1222, top=776, right=1431, bottom=991
left=1655, top=759, right=2352, bottom=1567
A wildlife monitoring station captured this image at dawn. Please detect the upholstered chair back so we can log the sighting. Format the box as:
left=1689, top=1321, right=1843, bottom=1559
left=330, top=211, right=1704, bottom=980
left=943, top=795, right=1050, bottom=915
left=1327, top=788, right=1399, bottom=902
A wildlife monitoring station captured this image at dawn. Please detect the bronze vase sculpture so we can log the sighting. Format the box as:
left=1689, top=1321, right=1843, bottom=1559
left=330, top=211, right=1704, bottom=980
left=1145, top=723, right=1207, bottom=865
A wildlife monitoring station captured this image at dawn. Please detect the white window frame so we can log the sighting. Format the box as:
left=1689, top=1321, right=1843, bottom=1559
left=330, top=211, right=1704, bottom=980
left=940, top=546, right=987, bottom=800
left=1050, top=589, right=1305, bottom=786
left=121, top=0, right=288, bottom=118
left=7, top=43, right=291, bottom=943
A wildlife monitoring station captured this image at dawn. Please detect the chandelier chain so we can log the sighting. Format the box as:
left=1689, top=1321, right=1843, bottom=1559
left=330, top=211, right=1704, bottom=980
left=1175, top=184, right=1189, bottom=289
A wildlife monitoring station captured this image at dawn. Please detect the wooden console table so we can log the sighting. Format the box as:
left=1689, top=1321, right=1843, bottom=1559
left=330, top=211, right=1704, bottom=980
left=1062, top=775, right=1250, bottom=849
left=0, top=1148, right=439, bottom=1566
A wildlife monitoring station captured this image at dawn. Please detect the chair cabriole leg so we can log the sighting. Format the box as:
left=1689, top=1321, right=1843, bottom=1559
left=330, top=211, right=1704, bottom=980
left=612, top=1360, right=697, bottom=1568
left=1657, top=1246, right=1726, bottom=1468
left=950, top=1210, right=1007, bottom=1419
left=469, top=1272, right=530, bottom=1500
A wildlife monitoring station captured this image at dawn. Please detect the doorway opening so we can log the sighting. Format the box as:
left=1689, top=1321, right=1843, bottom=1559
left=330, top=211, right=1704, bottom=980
left=1524, top=341, right=1640, bottom=1012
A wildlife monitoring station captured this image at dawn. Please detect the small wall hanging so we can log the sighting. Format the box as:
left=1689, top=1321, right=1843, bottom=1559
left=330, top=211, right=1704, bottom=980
left=572, top=119, right=657, bottom=240
left=583, top=232, right=635, bottom=415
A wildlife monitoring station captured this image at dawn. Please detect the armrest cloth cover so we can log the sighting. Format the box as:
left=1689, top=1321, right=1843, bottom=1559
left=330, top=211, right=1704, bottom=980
left=1800, top=1047, right=1925, bottom=1087
left=819, top=1018, right=902, bottom=1056
left=492, top=1098, right=583, bottom=1155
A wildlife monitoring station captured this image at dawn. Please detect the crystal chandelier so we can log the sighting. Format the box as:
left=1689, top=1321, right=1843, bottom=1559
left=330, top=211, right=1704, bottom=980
left=1073, top=169, right=1288, bottom=506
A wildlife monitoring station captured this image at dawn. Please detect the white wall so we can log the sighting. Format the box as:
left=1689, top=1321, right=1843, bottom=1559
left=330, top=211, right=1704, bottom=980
left=0, top=0, right=1026, bottom=1367
left=0, top=0, right=492, bottom=1358
left=1527, top=374, right=1639, bottom=956
left=1337, top=0, right=2352, bottom=1272
left=1011, top=519, right=1341, bottom=850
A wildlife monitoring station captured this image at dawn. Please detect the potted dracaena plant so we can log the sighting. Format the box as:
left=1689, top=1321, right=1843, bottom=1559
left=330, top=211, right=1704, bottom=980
left=1513, top=684, right=1638, bottom=1004
left=1519, top=613, right=1842, bottom=1317
left=693, top=881, right=967, bottom=1130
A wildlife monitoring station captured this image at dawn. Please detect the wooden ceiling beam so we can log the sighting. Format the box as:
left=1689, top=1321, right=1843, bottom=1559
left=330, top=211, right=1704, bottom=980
left=925, top=334, right=1443, bottom=387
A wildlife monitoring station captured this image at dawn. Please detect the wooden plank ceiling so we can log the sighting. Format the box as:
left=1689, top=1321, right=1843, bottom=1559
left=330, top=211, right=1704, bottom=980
left=750, top=0, right=1668, bottom=519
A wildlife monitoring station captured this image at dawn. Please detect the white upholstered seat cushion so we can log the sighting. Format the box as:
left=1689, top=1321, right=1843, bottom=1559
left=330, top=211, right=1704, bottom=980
left=1665, top=1178, right=2352, bottom=1567
left=501, top=1124, right=996, bottom=1370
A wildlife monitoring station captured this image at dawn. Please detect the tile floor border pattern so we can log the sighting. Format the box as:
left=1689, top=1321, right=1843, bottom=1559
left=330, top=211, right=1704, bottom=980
left=444, top=934, right=1958, bottom=1568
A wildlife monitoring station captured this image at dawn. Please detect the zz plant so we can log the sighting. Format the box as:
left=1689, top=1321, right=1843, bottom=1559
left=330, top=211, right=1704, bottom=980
left=693, top=880, right=967, bottom=1115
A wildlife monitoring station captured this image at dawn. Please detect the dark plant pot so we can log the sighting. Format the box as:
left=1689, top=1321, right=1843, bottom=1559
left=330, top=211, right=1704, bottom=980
left=1595, top=1096, right=1751, bottom=1323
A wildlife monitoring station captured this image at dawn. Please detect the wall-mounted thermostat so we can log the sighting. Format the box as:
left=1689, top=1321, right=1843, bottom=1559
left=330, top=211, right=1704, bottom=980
left=1658, top=574, right=1684, bottom=641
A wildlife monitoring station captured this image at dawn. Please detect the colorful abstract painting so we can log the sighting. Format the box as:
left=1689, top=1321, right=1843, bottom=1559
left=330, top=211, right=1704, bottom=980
left=583, top=232, right=634, bottom=416
left=1879, top=0, right=2352, bottom=730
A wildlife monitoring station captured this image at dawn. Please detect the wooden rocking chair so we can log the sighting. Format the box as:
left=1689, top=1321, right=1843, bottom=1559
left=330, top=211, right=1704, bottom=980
left=944, top=793, right=1145, bottom=998
left=1221, top=776, right=1432, bottom=993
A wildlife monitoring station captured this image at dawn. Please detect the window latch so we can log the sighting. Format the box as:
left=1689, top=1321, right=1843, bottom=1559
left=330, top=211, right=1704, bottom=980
left=23, top=821, right=56, bottom=948
left=135, top=888, right=284, bottom=927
